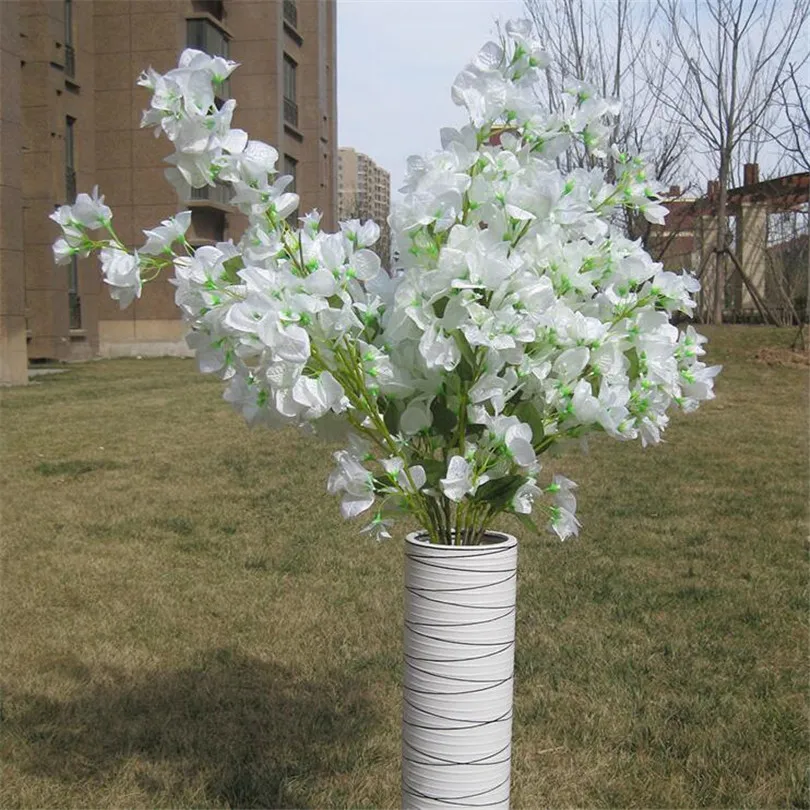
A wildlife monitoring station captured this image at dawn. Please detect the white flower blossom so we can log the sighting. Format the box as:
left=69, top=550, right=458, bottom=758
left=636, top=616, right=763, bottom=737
left=100, top=247, right=141, bottom=308
left=52, top=23, right=721, bottom=544
left=140, top=212, right=192, bottom=255
left=327, top=450, right=376, bottom=519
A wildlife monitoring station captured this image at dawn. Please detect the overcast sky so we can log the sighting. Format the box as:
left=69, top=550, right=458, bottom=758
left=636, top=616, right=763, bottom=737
left=337, top=0, right=525, bottom=197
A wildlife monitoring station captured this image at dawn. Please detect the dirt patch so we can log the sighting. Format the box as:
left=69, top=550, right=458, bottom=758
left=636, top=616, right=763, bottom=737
left=753, top=347, right=810, bottom=368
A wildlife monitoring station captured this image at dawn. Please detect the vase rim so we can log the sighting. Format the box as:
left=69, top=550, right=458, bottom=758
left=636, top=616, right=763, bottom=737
left=405, top=530, right=517, bottom=550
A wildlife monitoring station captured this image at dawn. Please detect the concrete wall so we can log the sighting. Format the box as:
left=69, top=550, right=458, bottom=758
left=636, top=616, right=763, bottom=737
left=735, top=202, right=768, bottom=312
left=0, top=1, right=27, bottom=383
left=6, top=0, right=338, bottom=364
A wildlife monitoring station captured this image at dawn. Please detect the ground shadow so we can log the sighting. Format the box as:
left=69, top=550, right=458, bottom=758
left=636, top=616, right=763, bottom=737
left=6, top=648, right=378, bottom=808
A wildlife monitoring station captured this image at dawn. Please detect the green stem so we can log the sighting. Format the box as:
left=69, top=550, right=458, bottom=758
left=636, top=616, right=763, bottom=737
left=102, top=221, right=128, bottom=252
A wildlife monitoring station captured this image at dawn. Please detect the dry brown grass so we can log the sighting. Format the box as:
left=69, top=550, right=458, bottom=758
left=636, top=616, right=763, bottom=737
left=1, top=325, right=807, bottom=808
left=754, top=345, right=810, bottom=368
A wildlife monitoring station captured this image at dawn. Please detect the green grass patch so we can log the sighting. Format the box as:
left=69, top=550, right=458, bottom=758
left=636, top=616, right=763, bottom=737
left=0, top=326, right=807, bottom=808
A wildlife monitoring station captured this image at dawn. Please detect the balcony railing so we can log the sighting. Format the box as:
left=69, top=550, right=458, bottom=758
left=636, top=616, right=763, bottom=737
left=69, top=292, right=82, bottom=330
left=64, top=43, right=75, bottom=78
left=284, top=96, right=299, bottom=128
left=65, top=168, right=76, bottom=203
left=189, top=183, right=231, bottom=205
left=283, top=0, right=298, bottom=29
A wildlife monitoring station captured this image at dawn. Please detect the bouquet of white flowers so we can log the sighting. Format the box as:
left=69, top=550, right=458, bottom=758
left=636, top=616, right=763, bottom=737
left=51, top=21, right=720, bottom=547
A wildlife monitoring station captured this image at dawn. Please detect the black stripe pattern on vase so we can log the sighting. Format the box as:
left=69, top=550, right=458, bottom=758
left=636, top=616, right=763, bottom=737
left=402, top=532, right=518, bottom=810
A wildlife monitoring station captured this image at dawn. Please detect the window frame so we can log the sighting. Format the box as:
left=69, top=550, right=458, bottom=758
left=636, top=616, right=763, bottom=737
left=283, top=54, right=299, bottom=128
left=186, top=17, right=231, bottom=98
left=284, top=154, right=298, bottom=194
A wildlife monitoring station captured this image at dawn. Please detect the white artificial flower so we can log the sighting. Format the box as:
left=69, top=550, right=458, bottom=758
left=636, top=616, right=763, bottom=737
left=300, top=209, right=323, bottom=237
left=469, top=370, right=519, bottom=415
left=52, top=238, right=75, bottom=266
left=570, top=379, right=601, bottom=425
left=140, top=212, right=192, bottom=255
left=512, top=478, right=542, bottom=514
left=68, top=186, right=112, bottom=230
left=419, top=322, right=460, bottom=371
left=680, top=363, right=722, bottom=402
left=440, top=456, right=489, bottom=502
left=381, top=457, right=427, bottom=494
left=549, top=475, right=577, bottom=514
left=100, top=247, right=141, bottom=308
left=553, top=347, right=590, bottom=382
left=53, top=25, right=722, bottom=543
left=292, top=371, right=348, bottom=419
left=549, top=505, right=580, bottom=540
left=178, top=48, right=239, bottom=83
left=341, top=219, right=380, bottom=248
left=49, top=206, right=85, bottom=244
left=483, top=414, right=536, bottom=468
left=360, top=512, right=394, bottom=541
left=327, top=450, right=376, bottom=519
left=400, top=399, right=432, bottom=435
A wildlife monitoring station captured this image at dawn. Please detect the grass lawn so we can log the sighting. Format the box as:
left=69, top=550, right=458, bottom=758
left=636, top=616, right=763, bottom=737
left=0, top=326, right=807, bottom=809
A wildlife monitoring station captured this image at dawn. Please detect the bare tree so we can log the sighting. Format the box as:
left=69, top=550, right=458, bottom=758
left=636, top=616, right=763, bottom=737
left=523, top=0, right=690, bottom=190
left=656, top=0, right=810, bottom=323
left=769, top=64, right=810, bottom=173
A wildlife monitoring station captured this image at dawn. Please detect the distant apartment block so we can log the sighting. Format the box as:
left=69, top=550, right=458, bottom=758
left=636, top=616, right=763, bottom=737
left=0, top=0, right=337, bottom=383
left=338, top=147, right=391, bottom=268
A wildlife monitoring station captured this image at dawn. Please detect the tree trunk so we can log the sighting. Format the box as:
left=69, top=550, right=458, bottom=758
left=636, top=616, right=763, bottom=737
left=713, top=154, right=731, bottom=324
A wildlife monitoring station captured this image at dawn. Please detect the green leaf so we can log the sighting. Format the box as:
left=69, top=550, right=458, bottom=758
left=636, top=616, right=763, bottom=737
left=221, top=255, right=244, bottom=284
left=421, top=459, right=446, bottom=487
left=454, top=332, right=478, bottom=376
left=457, top=353, right=477, bottom=384
left=513, top=401, right=545, bottom=444
left=430, top=399, right=458, bottom=436
left=372, top=475, right=390, bottom=492
left=383, top=400, right=401, bottom=435
left=473, top=474, right=525, bottom=512
left=515, top=512, right=542, bottom=537
left=432, top=296, right=448, bottom=319
left=627, top=348, right=640, bottom=381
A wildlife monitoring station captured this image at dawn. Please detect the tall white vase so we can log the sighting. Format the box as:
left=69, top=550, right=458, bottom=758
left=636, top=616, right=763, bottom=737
left=402, top=531, right=518, bottom=810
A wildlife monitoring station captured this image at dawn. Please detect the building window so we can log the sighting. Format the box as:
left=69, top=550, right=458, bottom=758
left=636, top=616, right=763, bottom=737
left=187, top=18, right=229, bottom=57
left=283, top=55, right=298, bottom=127
left=64, top=0, right=75, bottom=78
left=187, top=18, right=230, bottom=98
left=64, top=116, right=80, bottom=327
left=68, top=257, right=81, bottom=329
left=284, top=155, right=298, bottom=194
left=191, top=0, right=224, bottom=19
left=283, top=0, right=298, bottom=29
left=65, top=116, right=76, bottom=203
left=189, top=208, right=226, bottom=244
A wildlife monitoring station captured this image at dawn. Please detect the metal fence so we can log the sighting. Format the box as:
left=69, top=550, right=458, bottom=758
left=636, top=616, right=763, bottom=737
left=284, top=96, right=299, bottom=128
left=64, top=44, right=75, bottom=78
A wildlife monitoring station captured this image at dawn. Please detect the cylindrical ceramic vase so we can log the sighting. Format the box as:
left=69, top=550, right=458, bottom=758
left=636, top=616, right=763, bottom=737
left=402, top=531, right=518, bottom=810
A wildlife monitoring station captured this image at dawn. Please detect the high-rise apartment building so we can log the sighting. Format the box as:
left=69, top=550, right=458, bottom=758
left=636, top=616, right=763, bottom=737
left=0, top=0, right=337, bottom=383
left=338, top=147, right=391, bottom=268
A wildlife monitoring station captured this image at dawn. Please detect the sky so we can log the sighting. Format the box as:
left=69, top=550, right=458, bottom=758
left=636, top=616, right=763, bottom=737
left=337, top=0, right=525, bottom=198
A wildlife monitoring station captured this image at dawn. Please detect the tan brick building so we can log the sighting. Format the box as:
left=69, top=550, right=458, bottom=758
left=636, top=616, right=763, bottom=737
left=648, top=166, right=809, bottom=324
left=338, top=147, right=391, bottom=268
left=0, top=0, right=337, bottom=383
